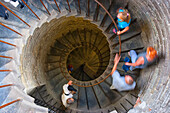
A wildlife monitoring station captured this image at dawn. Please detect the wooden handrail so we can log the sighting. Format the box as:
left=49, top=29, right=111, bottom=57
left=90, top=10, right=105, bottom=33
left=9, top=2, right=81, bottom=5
left=54, top=0, right=61, bottom=13
left=0, top=70, right=12, bottom=72
left=21, top=0, right=40, bottom=20
left=0, top=23, right=23, bottom=36
left=0, top=55, right=13, bottom=59
left=78, top=0, right=81, bottom=14
left=0, top=2, right=30, bottom=27
left=0, top=40, right=16, bottom=47
left=0, top=84, right=13, bottom=88
left=0, top=99, right=21, bottom=109
left=95, top=0, right=121, bottom=56
left=40, top=0, right=51, bottom=15
left=66, top=0, right=71, bottom=12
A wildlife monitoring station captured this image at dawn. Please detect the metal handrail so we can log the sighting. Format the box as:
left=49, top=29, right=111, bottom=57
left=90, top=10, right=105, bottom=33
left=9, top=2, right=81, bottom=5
left=0, top=23, right=23, bottom=36
left=58, top=0, right=122, bottom=87
left=40, top=0, right=51, bottom=15
left=0, top=99, right=21, bottom=109
left=0, top=55, right=13, bottom=59
left=0, top=70, right=12, bottom=72
left=21, top=0, right=40, bottom=20
left=0, top=0, right=122, bottom=88
left=0, top=40, right=16, bottom=47
left=54, top=0, right=61, bottom=13
left=66, top=0, right=71, bottom=12
left=95, top=0, right=121, bottom=56
left=0, top=84, right=13, bottom=88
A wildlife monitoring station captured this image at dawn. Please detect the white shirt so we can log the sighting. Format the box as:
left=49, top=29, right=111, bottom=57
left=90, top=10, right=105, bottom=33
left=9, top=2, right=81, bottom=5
left=4, top=0, right=19, bottom=7
left=63, top=84, right=70, bottom=94
left=61, top=93, right=73, bottom=107
left=111, top=70, right=136, bottom=92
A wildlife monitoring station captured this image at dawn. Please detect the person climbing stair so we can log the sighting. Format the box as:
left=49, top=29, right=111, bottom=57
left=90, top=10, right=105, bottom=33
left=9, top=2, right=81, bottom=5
left=110, top=54, right=136, bottom=91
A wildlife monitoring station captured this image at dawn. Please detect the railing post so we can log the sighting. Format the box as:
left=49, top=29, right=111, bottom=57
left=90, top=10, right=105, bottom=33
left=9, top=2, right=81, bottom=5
left=0, top=23, right=23, bottom=36
left=54, top=0, right=61, bottom=13
left=0, top=99, right=21, bottom=109
left=94, top=4, right=99, bottom=21
left=0, top=70, right=12, bottom=72
left=21, top=0, right=40, bottom=20
left=40, top=0, right=51, bottom=15
left=0, top=40, right=17, bottom=47
left=87, top=0, right=90, bottom=17
left=78, top=0, right=81, bottom=14
left=66, top=0, right=71, bottom=12
left=0, top=84, right=13, bottom=88
left=0, top=55, right=13, bottom=59
left=0, top=2, right=31, bottom=27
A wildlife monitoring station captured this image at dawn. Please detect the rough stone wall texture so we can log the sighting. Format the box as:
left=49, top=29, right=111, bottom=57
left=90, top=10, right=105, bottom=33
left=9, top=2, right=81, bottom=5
left=128, top=0, right=170, bottom=112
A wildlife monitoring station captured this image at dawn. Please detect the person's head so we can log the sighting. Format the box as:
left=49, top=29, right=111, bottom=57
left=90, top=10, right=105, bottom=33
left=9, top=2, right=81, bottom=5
left=68, top=80, right=73, bottom=85
left=125, top=75, right=134, bottom=85
left=147, top=47, right=157, bottom=60
left=117, top=9, right=131, bottom=23
left=68, top=85, right=77, bottom=94
left=67, top=98, right=74, bottom=104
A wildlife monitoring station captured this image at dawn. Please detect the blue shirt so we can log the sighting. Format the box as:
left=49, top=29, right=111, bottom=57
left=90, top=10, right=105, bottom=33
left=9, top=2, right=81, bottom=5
left=117, top=9, right=131, bottom=29
left=111, top=70, right=136, bottom=92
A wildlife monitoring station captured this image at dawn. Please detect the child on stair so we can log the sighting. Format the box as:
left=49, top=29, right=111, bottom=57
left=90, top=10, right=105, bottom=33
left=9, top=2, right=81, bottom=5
left=113, top=7, right=131, bottom=35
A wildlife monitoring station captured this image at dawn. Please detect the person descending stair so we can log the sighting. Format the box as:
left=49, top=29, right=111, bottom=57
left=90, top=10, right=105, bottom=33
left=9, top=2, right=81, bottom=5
left=0, top=5, right=9, bottom=19
left=110, top=54, right=136, bottom=92
left=125, top=46, right=158, bottom=70
left=113, top=7, right=131, bottom=35
left=61, top=81, right=77, bottom=107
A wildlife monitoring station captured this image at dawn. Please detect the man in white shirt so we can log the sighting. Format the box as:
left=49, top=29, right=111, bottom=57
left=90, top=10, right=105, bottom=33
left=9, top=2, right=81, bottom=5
left=62, top=81, right=77, bottom=107
left=110, top=54, right=136, bottom=92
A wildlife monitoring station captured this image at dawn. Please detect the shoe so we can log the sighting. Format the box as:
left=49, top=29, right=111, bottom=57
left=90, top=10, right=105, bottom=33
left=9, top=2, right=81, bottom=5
left=113, top=28, right=117, bottom=34
left=110, top=85, right=116, bottom=89
left=130, top=66, right=135, bottom=71
left=20, top=5, right=24, bottom=9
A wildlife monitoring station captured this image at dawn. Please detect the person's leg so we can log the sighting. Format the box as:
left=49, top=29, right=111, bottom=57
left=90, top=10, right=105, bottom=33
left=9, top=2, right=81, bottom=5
left=18, top=0, right=24, bottom=8
left=110, top=73, right=116, bottom=89
left=129, top=50, right=138, bottom=63
left=129, top=50, right=138, bottom=71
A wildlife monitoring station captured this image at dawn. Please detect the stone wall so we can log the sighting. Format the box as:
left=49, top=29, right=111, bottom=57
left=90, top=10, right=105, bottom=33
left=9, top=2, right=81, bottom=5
left=128, top=0, right=170, bottom=112
left=21, top=0, right=170, bottom=112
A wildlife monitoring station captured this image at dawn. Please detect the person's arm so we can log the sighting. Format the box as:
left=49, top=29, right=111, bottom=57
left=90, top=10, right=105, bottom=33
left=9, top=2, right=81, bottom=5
left=110, top=54, right=121, bottom=75
left=125, top=57, right=144, bottom=66
left=117, top=26, right=129, bottom=35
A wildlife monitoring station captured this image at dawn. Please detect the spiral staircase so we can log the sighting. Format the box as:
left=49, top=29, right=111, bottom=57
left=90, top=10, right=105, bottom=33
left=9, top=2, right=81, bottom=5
left=0, top=0, right=162, bottom=113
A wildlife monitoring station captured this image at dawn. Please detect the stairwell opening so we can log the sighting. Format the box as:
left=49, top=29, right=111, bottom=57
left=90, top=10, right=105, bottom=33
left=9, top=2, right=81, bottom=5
left=65, top=32, right=110, bottom=81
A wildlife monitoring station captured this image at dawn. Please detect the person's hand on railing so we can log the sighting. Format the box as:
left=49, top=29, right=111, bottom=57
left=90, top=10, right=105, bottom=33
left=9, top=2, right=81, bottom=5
left=114, top=53, right=121, bottom=65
